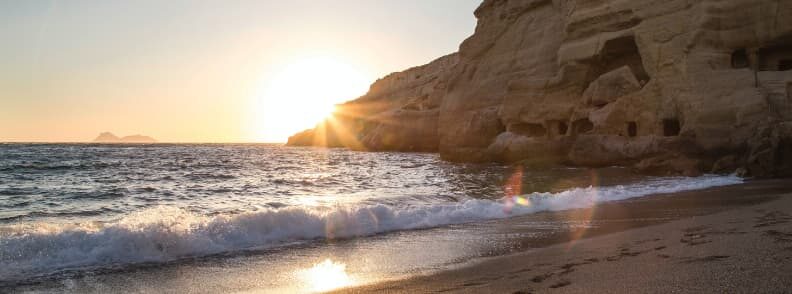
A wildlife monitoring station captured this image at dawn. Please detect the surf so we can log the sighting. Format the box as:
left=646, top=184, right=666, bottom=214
left=0, top=174, right=742, bottom=283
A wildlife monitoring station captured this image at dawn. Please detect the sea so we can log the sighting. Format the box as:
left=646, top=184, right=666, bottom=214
left=0, top=143, right=747, bottom=292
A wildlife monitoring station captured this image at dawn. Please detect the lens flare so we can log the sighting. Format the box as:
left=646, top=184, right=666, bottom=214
left=503, top=165, right=527, bottom=214
left=502, top=166, right=599, bottom=250
left=514, top=196, right=531, bottom=206
left=565, top=169, right=601, bottom=250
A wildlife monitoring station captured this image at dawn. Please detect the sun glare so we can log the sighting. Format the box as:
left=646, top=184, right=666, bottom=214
left=252, top=56, right=371, bottom=142
left=299, top=259, right=355, bottom=292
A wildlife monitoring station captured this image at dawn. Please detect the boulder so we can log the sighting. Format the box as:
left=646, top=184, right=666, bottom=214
left=486, top=132, right=567, bottom=164
left=747, top=122, right=792, bottom=177
left=359, top=109, right=439, bottom=152
left=634, top=155, right=703, bottom=177
left=582, top=66, right=641, bottom=107
left=711, top=154, right=740, bottom=174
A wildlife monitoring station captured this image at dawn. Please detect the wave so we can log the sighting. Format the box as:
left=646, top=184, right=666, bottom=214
left=0, top=175, right=742, bottom=282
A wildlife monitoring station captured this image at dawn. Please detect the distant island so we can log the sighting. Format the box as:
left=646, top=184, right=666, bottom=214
left=93, top=132, right=157, bottom=143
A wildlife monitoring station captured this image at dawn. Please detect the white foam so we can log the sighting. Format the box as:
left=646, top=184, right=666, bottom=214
left=0, top=175, right=742, bottom=281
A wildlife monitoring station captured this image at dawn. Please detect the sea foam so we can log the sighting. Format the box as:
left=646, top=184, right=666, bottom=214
left=0, top=174, right=742, bottom=282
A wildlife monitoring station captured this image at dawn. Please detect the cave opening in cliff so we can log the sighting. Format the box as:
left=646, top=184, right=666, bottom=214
left=731, top=49, right=750, bottom=69
left=509, top=123, right=547, bottom=138
left=545, top=120, right=569, bottom=138
left=758, top=42, right=792, bottom=71
left=571, top=119, right=594, bottom=135
left=779, top=60, right=792, bottom=71
left=663, top=119, right=680, bottom=136
left=787, top=83, right=792, bottom=100
left=558, top=122, right=569, bottom=136
left=584, top=35, right=650, bottom=91
left=627, top=122, right=637, bottom=137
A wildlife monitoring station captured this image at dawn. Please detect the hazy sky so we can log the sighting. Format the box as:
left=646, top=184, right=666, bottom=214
left=0, top=0, right=480, bottom=142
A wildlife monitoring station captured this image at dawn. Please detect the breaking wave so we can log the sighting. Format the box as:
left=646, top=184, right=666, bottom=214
left=0, top=174, right=742, bottom=282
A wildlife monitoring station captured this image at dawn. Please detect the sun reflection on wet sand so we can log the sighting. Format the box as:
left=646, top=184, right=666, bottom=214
left=299, top=259, right=354, bottom=293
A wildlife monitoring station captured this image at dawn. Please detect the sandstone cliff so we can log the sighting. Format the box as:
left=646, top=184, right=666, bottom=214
left=287, top=53, right=458, bottom=152
left=288, top=0, right=792, bottom=177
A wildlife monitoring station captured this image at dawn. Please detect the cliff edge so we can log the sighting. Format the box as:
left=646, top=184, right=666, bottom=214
left=288, top=0, right=792, bottom=178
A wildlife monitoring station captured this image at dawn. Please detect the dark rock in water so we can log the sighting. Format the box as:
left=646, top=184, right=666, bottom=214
left=93, top=132, right=156, bottom=143
left=287, top=0, right=792, bottom=177
left=634, top=155, right=703, bottom=177
left=746, top=122, right=792, bottom=177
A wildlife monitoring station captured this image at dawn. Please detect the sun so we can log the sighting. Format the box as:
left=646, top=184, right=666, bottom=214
left=251, top=56, right=371, bottom=142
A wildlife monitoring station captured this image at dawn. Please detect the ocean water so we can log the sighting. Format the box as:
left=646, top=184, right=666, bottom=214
left=0, top=143, right=743, bottom=286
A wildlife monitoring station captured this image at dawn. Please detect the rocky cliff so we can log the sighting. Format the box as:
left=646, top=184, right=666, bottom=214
left=288, top=0, right=792, bottom=177
left=287, top=53, right=458, bottom=152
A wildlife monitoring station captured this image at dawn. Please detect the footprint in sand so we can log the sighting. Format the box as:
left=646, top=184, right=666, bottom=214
left=549, top=280, right=571, bottom=288
left=680, top=233, right=711, bottom=246
left=764, top=230, right=792, bottom=242
left=530, top=273, right=554, bottom=283
left=681, top=255, right=730, bottom=263
left=754, top=211, right=792, bottom=228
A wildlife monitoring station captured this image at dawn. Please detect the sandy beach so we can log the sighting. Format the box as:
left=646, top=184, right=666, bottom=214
left=340, top=180, right=792, bottom=293
left=4, top=0, right=792, bottom=293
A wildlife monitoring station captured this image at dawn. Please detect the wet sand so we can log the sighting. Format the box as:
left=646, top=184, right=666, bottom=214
left=339, top=179, right=792, bottom=293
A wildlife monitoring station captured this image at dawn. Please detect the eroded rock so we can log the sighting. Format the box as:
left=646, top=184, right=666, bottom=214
left=582, top=66, right=642, bottom=107
left=288, top=0, right=792, bottom=177
left=634, top=155, right=703, bottom=177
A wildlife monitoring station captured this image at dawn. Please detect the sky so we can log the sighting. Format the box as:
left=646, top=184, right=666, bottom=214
left=0, top=0, right=480, bottom=143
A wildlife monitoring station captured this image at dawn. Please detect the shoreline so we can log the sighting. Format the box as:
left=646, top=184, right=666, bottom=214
left=339, top=180, right=792, bottom=293
left=5, top=178, right=792, bottom=293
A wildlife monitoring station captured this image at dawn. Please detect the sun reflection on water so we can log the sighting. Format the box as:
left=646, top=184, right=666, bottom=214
left=299, top=259, right=354, bottom=293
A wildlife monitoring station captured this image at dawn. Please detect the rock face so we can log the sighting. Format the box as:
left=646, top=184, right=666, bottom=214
left=93, top=132, right=157, bottom=143
left=288, top=0, right=792, bottom=177
left=287, top=53, right=458, bottom=152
